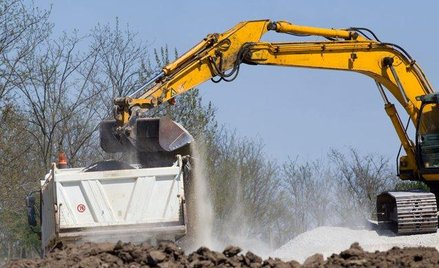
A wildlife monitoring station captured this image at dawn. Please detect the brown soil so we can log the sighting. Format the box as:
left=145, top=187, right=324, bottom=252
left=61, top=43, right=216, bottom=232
left=4, top=241, right=439, bottom=268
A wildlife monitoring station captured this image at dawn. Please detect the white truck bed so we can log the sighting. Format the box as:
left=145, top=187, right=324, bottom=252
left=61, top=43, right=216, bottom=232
left=40, top=156, right=186, bottom=254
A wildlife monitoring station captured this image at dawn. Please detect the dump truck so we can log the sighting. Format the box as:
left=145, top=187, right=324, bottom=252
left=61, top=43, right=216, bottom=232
left=27, top=117, right=193, bottom=255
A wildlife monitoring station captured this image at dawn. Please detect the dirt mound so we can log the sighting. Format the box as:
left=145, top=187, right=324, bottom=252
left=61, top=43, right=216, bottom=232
left=5, top=241, right=299, bottom=268
left=5, top=241, right=439, bottom=268
left=324, top=243, right=439, bottom=267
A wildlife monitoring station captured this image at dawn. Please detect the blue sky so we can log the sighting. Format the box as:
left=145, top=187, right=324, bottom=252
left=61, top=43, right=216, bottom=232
left=38, top=1, right=439, bottom=162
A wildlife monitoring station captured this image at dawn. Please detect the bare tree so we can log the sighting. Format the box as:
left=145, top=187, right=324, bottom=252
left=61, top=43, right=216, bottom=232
left=0, top=1, right=51, bottom=260
left=0, top=0, right=51, bottom=102
left=280, top=158, right=334, bottom=238
left=282, top=158, right=312, bottom=234
left=90, top=18, right=152, bottom=116
left=329, top=148, right=396, bottom=223
left=206, top=131, right=281, bottom=243
left=17, top=33, right=100, bottom=169
left=0, top=105, right=40, bottom=260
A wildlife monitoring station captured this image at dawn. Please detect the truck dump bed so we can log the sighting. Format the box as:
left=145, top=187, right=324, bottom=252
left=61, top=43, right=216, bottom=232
left=41, top=156, right=186, bottom=254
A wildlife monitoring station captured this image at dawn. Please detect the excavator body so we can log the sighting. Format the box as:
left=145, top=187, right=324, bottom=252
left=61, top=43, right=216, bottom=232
left=96, top=19, right=439, bottom=235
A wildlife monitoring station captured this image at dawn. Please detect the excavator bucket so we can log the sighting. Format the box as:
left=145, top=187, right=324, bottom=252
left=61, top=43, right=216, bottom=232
left=100, top=117, right=193, bottom=153
left=158, top=117, right=194, bottom=151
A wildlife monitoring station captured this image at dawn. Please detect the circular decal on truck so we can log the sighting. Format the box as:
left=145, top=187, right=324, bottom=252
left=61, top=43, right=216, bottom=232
left=77, top=204, right=86, bottom=213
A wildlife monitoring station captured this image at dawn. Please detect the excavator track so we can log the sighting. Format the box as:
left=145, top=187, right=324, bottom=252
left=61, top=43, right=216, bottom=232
left=377, top=191, right=438, bottom=235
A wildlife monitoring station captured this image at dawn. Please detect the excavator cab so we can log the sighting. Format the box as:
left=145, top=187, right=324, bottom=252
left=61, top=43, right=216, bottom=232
left=416, top=93, right=439, bottom=172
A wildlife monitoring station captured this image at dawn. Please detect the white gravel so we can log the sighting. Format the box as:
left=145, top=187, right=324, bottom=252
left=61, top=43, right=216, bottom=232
left=270, top=226, right=439, bottom=263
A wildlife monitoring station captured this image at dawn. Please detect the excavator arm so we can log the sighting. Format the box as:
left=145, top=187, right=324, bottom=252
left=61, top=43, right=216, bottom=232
left=110, top=19, right=439, bottom=182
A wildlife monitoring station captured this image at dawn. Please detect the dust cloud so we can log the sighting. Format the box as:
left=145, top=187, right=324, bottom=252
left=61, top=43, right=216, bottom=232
left=187, top=142, right=272, bottom=257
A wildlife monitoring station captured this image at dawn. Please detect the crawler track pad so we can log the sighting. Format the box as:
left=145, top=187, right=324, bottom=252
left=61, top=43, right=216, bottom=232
left=100, top=117, right=193, bottom=153
left=377, top=191, right=438, bottom=235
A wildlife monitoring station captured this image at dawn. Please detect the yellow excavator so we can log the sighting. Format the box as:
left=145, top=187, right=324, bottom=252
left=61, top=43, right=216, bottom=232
left=101, top=19, right=439, bottom=235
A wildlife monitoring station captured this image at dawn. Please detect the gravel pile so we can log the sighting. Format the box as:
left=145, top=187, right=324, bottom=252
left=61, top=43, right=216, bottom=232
left=6, top=240, right=439, bottom=268
left=271, top=226, right=439, bottom=263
